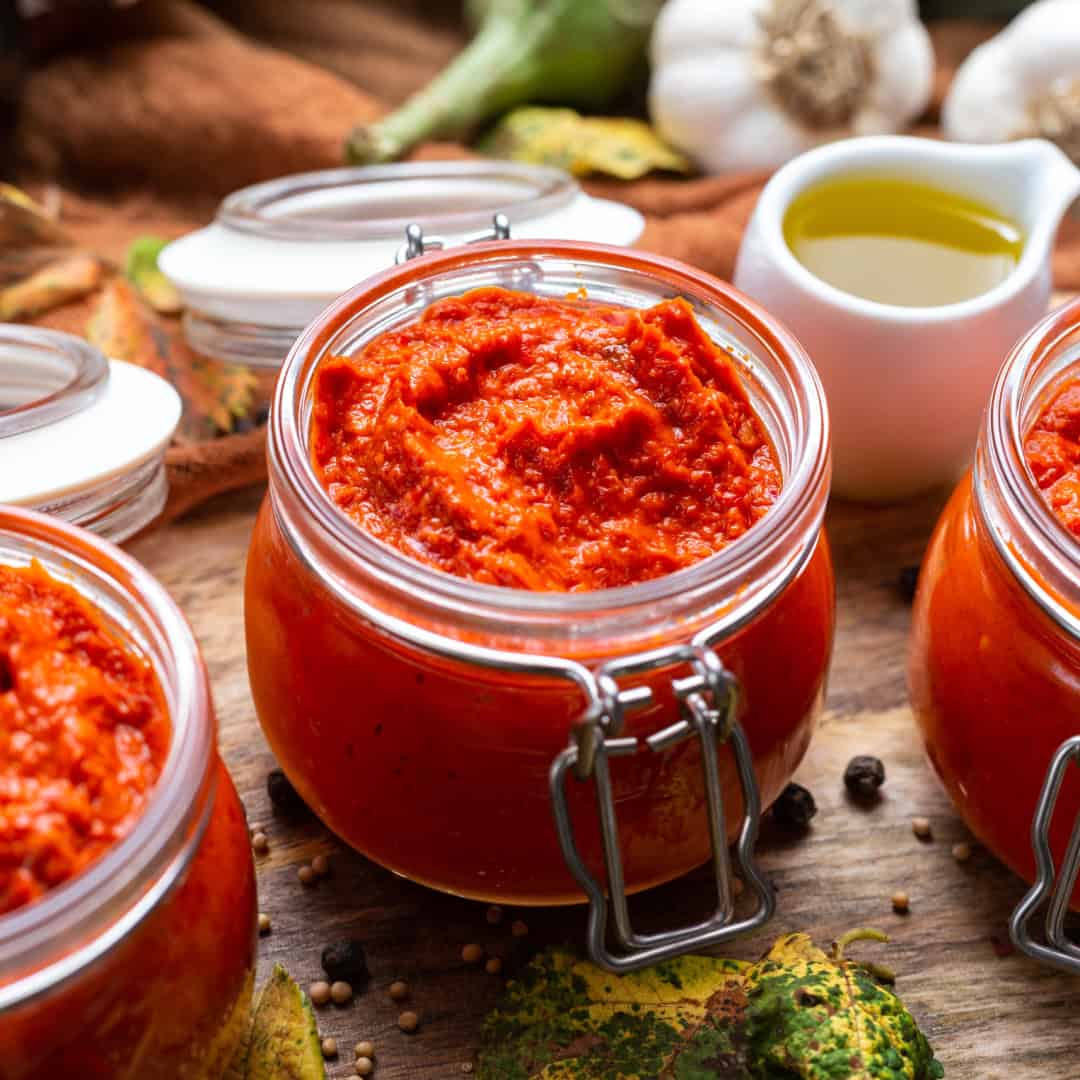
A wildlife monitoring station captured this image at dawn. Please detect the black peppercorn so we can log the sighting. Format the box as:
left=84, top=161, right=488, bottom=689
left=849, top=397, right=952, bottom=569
left=770, top=783, right=817, bottom=828
left=266, top=768, right=312, bottom=820
left=898, top=565, right=920, bottom=603
left=844, top=755, right=886, bottom=800
left=321, top=939, right=369, bottom=986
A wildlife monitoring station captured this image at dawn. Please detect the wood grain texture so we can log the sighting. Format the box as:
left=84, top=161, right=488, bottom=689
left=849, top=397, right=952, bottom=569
left=125, top=483, right=1080, bottom=1080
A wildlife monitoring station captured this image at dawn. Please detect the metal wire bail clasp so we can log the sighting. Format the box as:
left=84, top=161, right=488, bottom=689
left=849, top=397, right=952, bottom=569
left=395, top=213, right=512, bottom=264
left=1011, top=736, right=1080, bottom=972
left=550, top=643, right=774, bottom=973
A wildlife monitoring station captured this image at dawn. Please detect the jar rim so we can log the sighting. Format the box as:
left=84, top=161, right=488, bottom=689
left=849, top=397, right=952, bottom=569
left=981, top=296, right=1080, bottom=637
left=0, top=505, right=214, bottom=1007
left=270, top=240, right=830, bottom=647
left=0, top=327, right=108, bottom=440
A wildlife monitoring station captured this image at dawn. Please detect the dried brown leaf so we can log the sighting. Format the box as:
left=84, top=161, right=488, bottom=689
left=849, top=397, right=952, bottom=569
left=86, top=279, right=258, bottom=440
left=0, top=184, right=72, bottom=247
left=0, top=254, right=104, bottom=322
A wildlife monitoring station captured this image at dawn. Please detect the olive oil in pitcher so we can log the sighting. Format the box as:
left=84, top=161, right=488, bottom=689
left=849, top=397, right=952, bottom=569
left=783, top=177, right=1024, bottom=307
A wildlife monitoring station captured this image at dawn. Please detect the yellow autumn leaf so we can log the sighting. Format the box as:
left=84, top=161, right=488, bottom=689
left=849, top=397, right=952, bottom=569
left=479, top=106, right=693, bottom=179
left=477, top=931, right=945, bottom=1079
left=229, top=965, right=325, bottom=1080
left=0, top=254, right=103, bottom=322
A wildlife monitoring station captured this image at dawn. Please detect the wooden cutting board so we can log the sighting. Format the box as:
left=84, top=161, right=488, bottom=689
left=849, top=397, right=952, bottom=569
left=124, top=476, right=1080, bottom=1080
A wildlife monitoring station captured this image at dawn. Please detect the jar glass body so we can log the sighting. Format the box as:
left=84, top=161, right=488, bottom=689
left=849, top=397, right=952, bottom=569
left=246, top=242, right=834, bottom=904
left=0, top=507, right=256, bottom=1078
left=909, top=299, right=1080, bottom=894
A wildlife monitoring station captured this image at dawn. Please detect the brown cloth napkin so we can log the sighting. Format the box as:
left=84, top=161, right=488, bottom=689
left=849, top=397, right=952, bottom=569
left=8, top=2, right=1080, bottom=523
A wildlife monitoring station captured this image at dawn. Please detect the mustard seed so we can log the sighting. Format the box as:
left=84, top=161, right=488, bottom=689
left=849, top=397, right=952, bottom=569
left=330, top=980, right=353, bottom=1005
left=312, top=853, right=331, bottom=877
left=388, top=980, right=409, bottom=1001
left=354, top=1040, right=375, bottom=1059
left=892, top=890, right=910, bottom=914
left=485, top=905, right=503, bottom=925
left=309, top=980, right=332, bottom=1006
left=511, top=920, right=529, bottom=938
left=952, top=841, right=972, bottom=863
left=911, top=816, right=932, bottom=840
left=355, top=1057, right=374, bottom=1076
left=398, top=1010, right=420, bottom=1033
left=298, top=864, right=316, bottom=886
left=251, top=831, right=269, bottom=855
left=257, top=912, right=272, bottom=935
left=462, top=943, right=484, bottom=964
left=322, top=1037, right=338, bottom=1058
left=485, top=957, right=502, bottom=975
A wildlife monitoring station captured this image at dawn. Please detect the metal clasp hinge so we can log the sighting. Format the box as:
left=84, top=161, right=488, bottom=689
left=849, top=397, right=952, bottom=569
left=550, top=644, right=774, bottom=973
left=1011, top=736, right=1080, bottom=972
left=395, top=213, right=512, bottom=264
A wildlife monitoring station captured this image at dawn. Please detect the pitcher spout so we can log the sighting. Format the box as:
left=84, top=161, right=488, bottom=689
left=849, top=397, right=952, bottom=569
left=1005, top=138, right=1080, bottom=256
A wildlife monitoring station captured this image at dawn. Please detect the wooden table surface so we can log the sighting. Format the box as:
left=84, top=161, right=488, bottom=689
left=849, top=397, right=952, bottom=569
left=15, top=4, right=1077, bottom=1051
left=126, top=480, right=1080, bottom=1080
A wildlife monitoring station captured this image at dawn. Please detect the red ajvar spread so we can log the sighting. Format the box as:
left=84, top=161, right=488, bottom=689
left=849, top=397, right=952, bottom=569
left=0, top=562, right=168, bottom=915
left=312, top=288, right=782, bottom=591
left=1026, top=371, right=1080, bottom=536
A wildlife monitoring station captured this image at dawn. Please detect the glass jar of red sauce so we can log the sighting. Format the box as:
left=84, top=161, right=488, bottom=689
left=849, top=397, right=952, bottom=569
left=245, top=240, right=833, bottom=966
left=0, top=506, right=256, bottom=1078
left=909, top=298, right=1080, bottom=960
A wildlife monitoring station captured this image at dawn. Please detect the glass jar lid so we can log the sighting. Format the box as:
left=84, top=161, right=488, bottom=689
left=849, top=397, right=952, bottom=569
left=0, top=327, right=182, bottom=542
left=159, top=161, right=645, bottom=369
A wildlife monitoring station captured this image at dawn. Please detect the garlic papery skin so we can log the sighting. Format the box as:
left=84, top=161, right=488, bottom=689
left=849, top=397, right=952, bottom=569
left=943, top=0, right=1080, bottom=167
left=648, top=0, right=934, bottom=174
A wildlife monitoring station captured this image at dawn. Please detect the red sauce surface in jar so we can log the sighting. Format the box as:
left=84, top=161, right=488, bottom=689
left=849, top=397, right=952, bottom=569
left=312, top=288, right=782, bottom=590
left=1026, top=371, right=1080, bottom=536
left=0, top=563, right=169, bottom=915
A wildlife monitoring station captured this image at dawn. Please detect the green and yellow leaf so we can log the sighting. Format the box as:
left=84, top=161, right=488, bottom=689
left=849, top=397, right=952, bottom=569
left=477, top=932, right=944, bottom=1080
left=125, top=235, right=183, bottom=315
left=745, top=931, right=944, bottom=1080
left=478, top=107, right=692, bottom=180
left=243, top=965, right=326, bottom=1080
left=478, top=949, right=752, bottom=1078
left=223, top=966, right=325, bottom=1080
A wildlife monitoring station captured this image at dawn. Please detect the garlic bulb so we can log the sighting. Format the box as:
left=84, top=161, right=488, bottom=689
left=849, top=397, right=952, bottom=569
left=943, top=0, right=1080, bottom=166
left=648, top=0, right=934, bottom=174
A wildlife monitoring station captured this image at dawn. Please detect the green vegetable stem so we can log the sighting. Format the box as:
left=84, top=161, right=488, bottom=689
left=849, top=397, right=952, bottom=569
left=344, top=0, right=663, bottom=165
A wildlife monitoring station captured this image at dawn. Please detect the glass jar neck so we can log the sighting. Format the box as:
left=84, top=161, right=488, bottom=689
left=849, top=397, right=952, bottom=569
left=975, top=297, right=1080, bottom=640
left=0, top=507, right=215, bottom=1008
left=268, top=241, right=831, bottom=660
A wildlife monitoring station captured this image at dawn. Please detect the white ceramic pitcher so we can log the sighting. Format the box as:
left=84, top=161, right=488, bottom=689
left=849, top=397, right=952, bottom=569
left=735, top=136, right=1080, bottom=502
